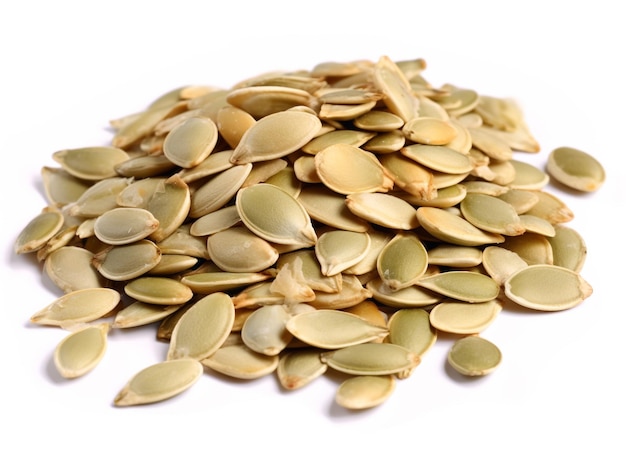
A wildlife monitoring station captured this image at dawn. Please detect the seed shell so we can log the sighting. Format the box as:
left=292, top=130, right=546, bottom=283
left=277, top=348, right=328, bottom=390
left=15, top=208, right=64, bottom=254
left=429, top=300, right=502, bottom=334
left=546, top=146, right=605, bottom=191
left=321, top=342, right=420, bottom=376
left=416, top=271, right=500, bottom=303
left=202, top=343, right=279, bottom=380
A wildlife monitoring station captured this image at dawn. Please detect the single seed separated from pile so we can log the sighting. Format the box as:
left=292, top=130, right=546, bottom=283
left=15, top=54, right=602, bottom=410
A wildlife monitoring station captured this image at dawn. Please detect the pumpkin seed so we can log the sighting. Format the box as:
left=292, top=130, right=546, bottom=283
left=93, top=239, right=162, bottom=281
left=190, top=164, right=251, bottom=218
left=241, top=304, right=292, bottom=356
left=236, top=183, right=317, bottom=247
left=202, top=343, right=279, bottom=380
left=167, top=292, right=235, bottom=360
left=321, top=342, right=420, bottom=376
left=207, top=226, right=279, bottom=273
left=416, top=271, right=500, bottom=303
left=315, top=230, right=370, bottom=276
left=163, top=116, right=218, bottom=168
left=377, top=233, right=428, bottom=290
left=54, top=323, right=110, bottom=378
left=113, top=302, right=182, bottom=329
left=52, top=146, right=129, bottom=181
left=482, top=246, right=528, bottom=286
left=30, top=288, right=120, bottom=328
left=41, top=167, right=90, bottom=206
left=94, top=207, right=159, bottom=245
left=335, top=375, right=396, bottom=410
left=549, top=225, right=587, bottom=272
left=181, top=271, right=271, bottom=294
left=44, top=246, right=103, bottom=292
left=430, top=300, right=502, bottom=334
left=15, top=207, right=64, bottom=254
left=124, top=277, right=193, bottom=305
left=286, top=309, right=388, bottom=349
left=113, top=358, right=203, bottom=406
left=460, top=193, right=525, bottom=236
left=387, top=308, right=437, bottom=357
left=546, top=146, right=605, bottom=192
left=416, top=207, right=505, bottom=246
left=448, top=335, right=502, bottom=376
left=345, top=192, right=419, bottom=230
left=401, top=144, right=473, bottom=175
left=504, top=264, right=593, bottom=311
left=277, top=348, right=328, bottom=390
left=230, top=110, right=322, bottom=164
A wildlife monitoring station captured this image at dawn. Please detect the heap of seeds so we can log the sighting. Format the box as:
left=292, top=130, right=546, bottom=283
left=16, top=56, right=603, bottom=409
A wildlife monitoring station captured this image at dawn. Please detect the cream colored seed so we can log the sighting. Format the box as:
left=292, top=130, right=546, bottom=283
left=335, top=375, right=396, bottom=410
left=448, top=335, right=502, bottom=376
left=44, top=246, right=103, bottom=293
left=286, top=309, right=388, bottom=349
left=93, top=239, right=162, bottom=281
left=15, top=208, right=64, bottom=254
left=277, top=348, right=328, bottom=390
left=321, top=342, right=420, bottom=376
left=54, top=324, right=110, bottom=379
left=387, top=308, right=437, bottom=357
left=201, top=342, right=279, bottom=380
left=377, top=233, right=428, bottom=290
left=416, top=271, right=500, bottom=303
left=547, top=146, right=605, bottom=192
left=94, top=207, right=160, bottom=245
left=113, top=358, right=203, bottom=407
left=30, top=288, right=120, bottom=328
left=429, top=300, right=502, bottom=334
left=52, top=146, right=130, bottom=181
left=315, top=230, right=370, bottom=276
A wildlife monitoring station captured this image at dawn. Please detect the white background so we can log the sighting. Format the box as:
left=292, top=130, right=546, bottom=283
left=2, top=1, right=624, bottom=470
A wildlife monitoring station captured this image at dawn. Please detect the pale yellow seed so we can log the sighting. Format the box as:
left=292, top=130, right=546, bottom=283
left=335, top=375, right=396, bottom=410
left=54, top=324, right=110, bottom=379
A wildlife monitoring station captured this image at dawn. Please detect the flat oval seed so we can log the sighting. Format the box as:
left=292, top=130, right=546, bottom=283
left=54, top=324, right=110, bottom=379
left=509, top=159, right=550, bottom=189
left=549, top=225, right=587, bottom=272
left=163, top=116, right=218, bottom=168
left=70, top=177, right=131, bottom=218
left=53, top=146, right=129, bottom=181
left=15, top=208, right=64, bottom=254
left=116, top=177, right=165, bottom=208
left=346, top=192, right=419, bottom=230
left=377, top=233, right=428, bottom=290
left=286, top=309, right=388, bottom=349
left=94, top=207, right=159, bottom=245
left=41, top=167, right=90, bottom=206
left=301, top=129, right=375, bottom=154
left=124, top=277, right=193, bottom=305
left=460, top=193, right=525, bottom=236
left=230, top=110, right=322, bottom=164
left=167, top=292, right=235, bottom=360
left=190, top=206, right=241, bottom=237
left=202, top=343, right=279, bottom=379
left=113, top=358, right=203, bottom=406
left=373, top=55, right=419, bottom=122
left=367, top=277, right=443, bottom=308
left=427, top=245, right=483, bottom=268
left=148, top=254, right=199, bottom=275
left=146, top=175, right=191, bottom=242
left=113, top=302, right=181, bottom=329
left=297, top=186, right=371, bottom=232
left=416, top=271, right=500, bottom=303
left=216, top=105, right=256, bottom=148
left=314, top=143, right=394, bottom=194
left=546, top=146, right=605, bottom=191
left=181, top=271, right=271, bottom=294
left=93, top=239, right=162, bottom=281
left=315, top=230, right=370, bottom=276
left=416, top=207, right=505, bottom=246
left=380, top=152, right=436, bottom=199
left=44, top=246, right=103, bottom=293
left=241, top=304, right=292, bottom=356
left=277, top=348, right=328, bottom=390
left=321, top=342, right=420, bottom=376
left=336, top=375, right=396, bottom=410
left=402, top=117, right=457, bottom=145
left=504, top=264, right=593, bottom=311
left=500, top=232, right=554, bottom=265
left=448, top=335, right=502, bottom=376
left=401, top=144, right=473, bottom=174
left=353, top=110, right=404, bottom=131
left=430, top=300, right=502, bottom=334
left=236, top=183, right=317, bottom=247
left=30, top=288, right=120, bottom=327
left=189, top=164, right=252, bottom=218
left=207, top=226, right=279, bottom=273
left=387, top=308, right=437, bottom=357
left=482, top=246, right=528, bottom=286
left=518, top=214, right=556, bottom=237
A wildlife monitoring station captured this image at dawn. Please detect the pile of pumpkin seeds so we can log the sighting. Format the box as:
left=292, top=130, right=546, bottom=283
left=15, top=55, right=604, bottom=409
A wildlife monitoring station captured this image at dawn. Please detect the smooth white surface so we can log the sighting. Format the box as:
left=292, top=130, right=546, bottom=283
left=2, top=1, right=624, bottom=470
